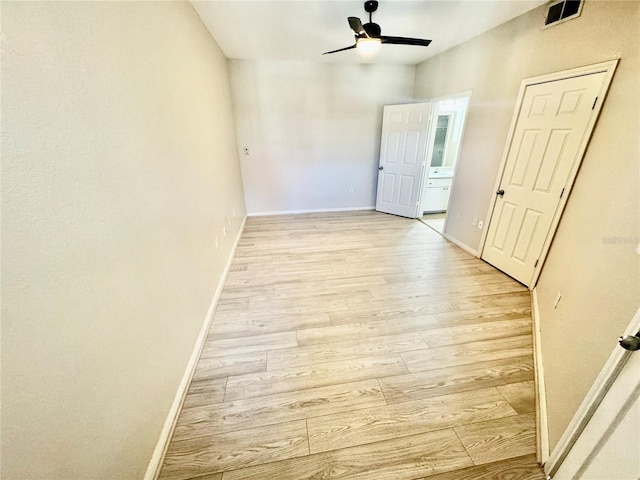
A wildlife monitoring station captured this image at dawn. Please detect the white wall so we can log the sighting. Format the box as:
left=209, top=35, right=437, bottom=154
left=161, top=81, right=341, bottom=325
left=230, top=60, right=415, bottom=214
left=414, top=0, right=639, bottom=451
left=534, top=1, right=640, bottom=448
left=1, top=2, right=245, bottom=479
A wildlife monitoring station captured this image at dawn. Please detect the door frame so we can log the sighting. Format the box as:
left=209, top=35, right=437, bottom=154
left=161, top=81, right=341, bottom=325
left=545, top=307, right=640, bottom=478
left=418, top=90, right=472, bottom=230
left=478, top=60, right=618, bottom=288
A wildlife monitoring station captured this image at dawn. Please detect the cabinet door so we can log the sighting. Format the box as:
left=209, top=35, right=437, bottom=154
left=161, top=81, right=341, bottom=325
left=423, top=187, right=451, bottom=212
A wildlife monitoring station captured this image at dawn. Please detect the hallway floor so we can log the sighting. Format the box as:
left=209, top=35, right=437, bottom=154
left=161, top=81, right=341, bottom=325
left=158, top=211, right=545, bottom=480
left=420, top=212, right=446, bottom=235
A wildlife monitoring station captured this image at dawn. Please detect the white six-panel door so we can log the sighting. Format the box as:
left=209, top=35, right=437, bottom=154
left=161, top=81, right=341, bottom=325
left=376, top=103, right=431, bottom=218
left=482, top=72, right=607, bottom=285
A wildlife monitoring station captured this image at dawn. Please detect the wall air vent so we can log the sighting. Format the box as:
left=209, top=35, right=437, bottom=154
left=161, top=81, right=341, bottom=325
left=544, top=0, right=584, bottom=27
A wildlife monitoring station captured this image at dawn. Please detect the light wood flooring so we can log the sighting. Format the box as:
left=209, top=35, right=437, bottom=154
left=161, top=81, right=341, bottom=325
left=420, top=213, right=446, bottom=235
left=159, top=211, right=545, bottom=480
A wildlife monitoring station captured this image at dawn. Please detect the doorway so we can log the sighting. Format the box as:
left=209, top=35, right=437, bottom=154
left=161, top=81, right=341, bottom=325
left=547, top=308, right=640, bottom=479
left=419, top=92, right=471, bottom=235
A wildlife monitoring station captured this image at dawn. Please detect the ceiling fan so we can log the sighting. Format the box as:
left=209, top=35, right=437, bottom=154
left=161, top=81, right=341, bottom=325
left=323, top=0, right=432, bottom=55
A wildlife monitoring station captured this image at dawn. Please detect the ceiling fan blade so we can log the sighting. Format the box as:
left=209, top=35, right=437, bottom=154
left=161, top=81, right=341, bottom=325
left=348, top=17, right=367, bottom=36
left=380, top=36, right=432, bottom=47
left=322, top=44, right=357, bottom=55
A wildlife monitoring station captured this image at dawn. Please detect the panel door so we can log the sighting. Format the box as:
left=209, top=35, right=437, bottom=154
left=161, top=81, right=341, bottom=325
left=553, top=311, right=640, bottom=479
left=482, top=72, right=607, bottom=285
left=376, top=103, right=431, bottom=218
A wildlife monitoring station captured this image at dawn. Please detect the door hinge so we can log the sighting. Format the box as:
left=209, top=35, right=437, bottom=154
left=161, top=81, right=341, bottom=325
left=534, top=259, right=539, bottom=267
left=592, top=96, right=598, bottom=110
left=560, top=187, right=565, bottom=198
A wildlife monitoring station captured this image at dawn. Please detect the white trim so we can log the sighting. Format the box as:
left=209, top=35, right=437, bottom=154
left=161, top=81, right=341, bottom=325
left=248, top=206, right=375, bottom=217
left=479, top=60, right=619, bottom=288
left=545, top=307, right=640, bottom=479
left=143, top=215, right=247, bottom=480
left=442, top=232, right=478, bottom=257
left=531, top=288, right=550, bottom=465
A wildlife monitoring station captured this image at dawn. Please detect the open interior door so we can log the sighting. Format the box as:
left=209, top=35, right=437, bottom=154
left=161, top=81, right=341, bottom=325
left=375, top=103, right=432, bottom=218
left=549, top=309, right=640, bottom=479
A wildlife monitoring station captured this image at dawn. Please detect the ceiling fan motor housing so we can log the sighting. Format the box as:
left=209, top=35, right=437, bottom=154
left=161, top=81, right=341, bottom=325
left=363, top=1, right=381, bottom=37
left=363, top=22, right=382, bottom=38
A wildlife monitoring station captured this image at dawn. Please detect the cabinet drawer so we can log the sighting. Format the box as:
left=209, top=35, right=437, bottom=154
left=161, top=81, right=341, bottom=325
left=429, top=167, right=455, bottom=178
left=427, top=178, right=453, bottom=188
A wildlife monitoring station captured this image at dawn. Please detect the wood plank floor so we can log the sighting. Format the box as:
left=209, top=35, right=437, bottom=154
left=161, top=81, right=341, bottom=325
left=158, top=211, right=545, bottom=480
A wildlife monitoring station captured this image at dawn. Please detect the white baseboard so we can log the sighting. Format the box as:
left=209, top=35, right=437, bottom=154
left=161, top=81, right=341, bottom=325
left=531, top=288, right=550, bottom=465
left=247, top=206, right=375, bottom=217
left=143, top=215, right=247, bottom=480
left=442, top=232, right=478, bottom=257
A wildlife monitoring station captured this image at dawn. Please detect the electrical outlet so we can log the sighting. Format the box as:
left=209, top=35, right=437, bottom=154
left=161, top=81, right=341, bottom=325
left=348, top=187, right=354, bottom=194
left=477, top=220, right=484, bottom=229
left=456, top=211, right=462, bottom=219
left=472, top=217, right=478, bottom=227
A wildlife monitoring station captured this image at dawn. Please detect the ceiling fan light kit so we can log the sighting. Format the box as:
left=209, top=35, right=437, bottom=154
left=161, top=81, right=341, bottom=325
left=357, top=37, right=382, bottom=53
left=323, top=0, right=432, bottom=56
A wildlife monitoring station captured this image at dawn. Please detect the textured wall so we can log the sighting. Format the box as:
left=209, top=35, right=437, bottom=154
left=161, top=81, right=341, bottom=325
left=414, top=0, right=639, bottom=450
left=533, top=2, right=639, bottom=449
left=1, top=2, right=245, bottom=478
left=230, top=60, right=415, bottom=214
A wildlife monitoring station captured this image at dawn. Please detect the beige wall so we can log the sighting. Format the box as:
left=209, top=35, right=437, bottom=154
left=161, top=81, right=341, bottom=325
left=414, top=1, right=639, bottom=451
left=230, top=60, right=415, bottom=214
left=1, top=2, right=245, bottom=479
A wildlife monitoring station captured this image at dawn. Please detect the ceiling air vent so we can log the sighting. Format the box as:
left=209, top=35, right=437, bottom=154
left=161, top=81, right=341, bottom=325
left=544, top=0, right=584, bottom=27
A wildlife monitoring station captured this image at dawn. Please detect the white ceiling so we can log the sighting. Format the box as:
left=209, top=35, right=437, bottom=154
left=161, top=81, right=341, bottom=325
left=191, top=0, right=547, bottom=65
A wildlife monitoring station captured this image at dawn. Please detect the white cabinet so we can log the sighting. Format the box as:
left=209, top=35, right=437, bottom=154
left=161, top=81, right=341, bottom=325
left=423, top=177, right=452, bottom=213
left=429, top=167, right=454, bottom=178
